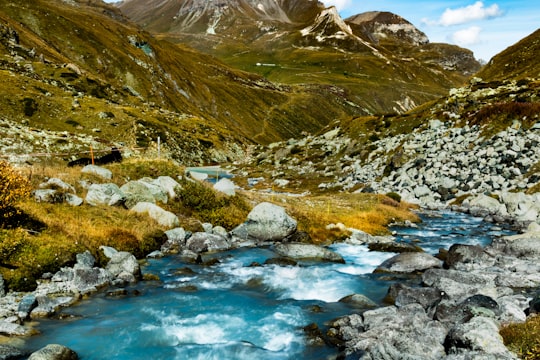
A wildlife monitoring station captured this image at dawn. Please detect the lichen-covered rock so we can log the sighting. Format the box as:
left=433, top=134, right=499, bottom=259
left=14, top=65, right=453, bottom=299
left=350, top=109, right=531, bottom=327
left=120, top=181, right=156, bottom=209
left=85, top=183, right=125, bottom=206
left=273, top=243, right=345, bottom=263
left=185, top=232, right=230, bottom=253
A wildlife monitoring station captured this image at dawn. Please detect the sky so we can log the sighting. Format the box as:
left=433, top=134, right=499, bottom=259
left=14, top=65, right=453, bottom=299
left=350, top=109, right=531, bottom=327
left=321, top=0, right=539, bottom=62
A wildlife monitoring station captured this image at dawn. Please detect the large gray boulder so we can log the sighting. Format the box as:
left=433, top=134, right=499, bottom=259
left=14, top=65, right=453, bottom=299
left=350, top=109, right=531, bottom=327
left=0, top=320, right=32, bottom=336
left=161, top=227, right=187, bottom=254
left=231, top=202, right=297, bottom=242
left=213, top=178, right=235, bottom=196
left=85, top=183, right=125, bottom=206
left=154, top=176, right=181, bottom=200
left=273, top=243, right=345, bottom=263
left=130, top=202, right=180, bottom=228
left=185, top=232, right=230, bottom=253
left=120, top=181, right=156, bottom=209
left=374, top=252, right=442, bottom=274
left=422, top=269, right=499, bottom=300
left=28, top=344, right=78, bottom=360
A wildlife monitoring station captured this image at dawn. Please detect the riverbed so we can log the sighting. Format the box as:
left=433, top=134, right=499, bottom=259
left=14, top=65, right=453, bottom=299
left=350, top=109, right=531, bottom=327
left=21, top=211, right=515, bottom=359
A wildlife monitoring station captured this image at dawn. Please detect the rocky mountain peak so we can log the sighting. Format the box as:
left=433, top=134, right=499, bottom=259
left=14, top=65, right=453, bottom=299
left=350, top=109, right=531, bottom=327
left=346, top=11, right=429, bottom=46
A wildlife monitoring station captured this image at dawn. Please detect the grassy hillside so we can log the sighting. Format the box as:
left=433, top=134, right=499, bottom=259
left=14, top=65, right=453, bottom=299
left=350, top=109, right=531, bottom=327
left=0, top=0, right=366, bottom=167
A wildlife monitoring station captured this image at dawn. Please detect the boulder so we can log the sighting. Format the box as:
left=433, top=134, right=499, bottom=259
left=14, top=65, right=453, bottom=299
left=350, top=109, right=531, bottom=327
left=213, top=178, right=235, bottom=196
left=374, top=252, right=441, bottom=274
left=85, top=183, right=125, bottom=206
left=30, top=296, right=76, bottom=318
left=530, top=292, right=540, bottom=314
left=17, top=294, right=37, bottom=319
left=154, top=176, right=181, bottom=199
left=0, top=344, right=26, bottom=359
left=105, top=251, right=140, bottom=281
left=81, top=165, right=112, bottom=179
left=465, top=194, right=508, bottom=216
left=368, top=241, right=423, bottom=253
left=120, top=181, right=156, bottom=209
left=130, top=202, right=180, bottom=228
left=64, top=193, right=83, bottom=206
left=445, top=317, right=513, bottom=357
left=0, top=274, right=4, bottom=297
left=385, top=283, right=443, bottom=311
left=231, top=202, right=297, bottom=242
left=138, top=178, right=169, bottom=204
left=33, top=189, right=64, bottom=204
left=338, top=294, right=377, bottom=308
left=422, top=269, right=499, bottom=301
left=185, top=232, right=230, bottom=253
left=444, top=244, right=493, bottom=269
left=162, top=227, right=187, bottom=253
left=28, top=344, right=78, bottom=360
left=273, top=243, right=345, bottom=263
left=39, top=178, right=75, bottom=193
left=0, top=320, right=32, bottom=336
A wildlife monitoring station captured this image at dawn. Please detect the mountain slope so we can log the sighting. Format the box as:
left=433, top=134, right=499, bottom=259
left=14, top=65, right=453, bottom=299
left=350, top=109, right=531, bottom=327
left=119, top=0, right=481, bottom=115
left=0, top=0, right=365, bottom=164
left=476, top=28, right=540, bottom=81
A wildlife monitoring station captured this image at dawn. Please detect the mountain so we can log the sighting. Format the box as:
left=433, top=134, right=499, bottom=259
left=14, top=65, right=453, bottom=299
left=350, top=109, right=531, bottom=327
left=476, top=28, right=540, bottom=81
left=119, top=0, right=481, bottom=115
left=0, top=0, right=365, bottom=164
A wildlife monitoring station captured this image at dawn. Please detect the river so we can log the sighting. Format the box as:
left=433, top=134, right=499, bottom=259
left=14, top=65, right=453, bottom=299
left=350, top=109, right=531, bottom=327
left=22, top=211, right=515, bottom=359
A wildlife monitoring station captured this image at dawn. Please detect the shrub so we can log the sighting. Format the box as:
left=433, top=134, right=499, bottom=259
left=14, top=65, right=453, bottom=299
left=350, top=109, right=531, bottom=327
left=385, top=192, right=402, bottom=203
left=500, top=315, right=540, bottom=360
left=0, top=161, right=32, bottom=226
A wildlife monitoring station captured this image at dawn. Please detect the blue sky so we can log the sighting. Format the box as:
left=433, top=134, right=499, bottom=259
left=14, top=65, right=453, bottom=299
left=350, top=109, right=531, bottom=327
left=321, top=0, right=539, bottom=61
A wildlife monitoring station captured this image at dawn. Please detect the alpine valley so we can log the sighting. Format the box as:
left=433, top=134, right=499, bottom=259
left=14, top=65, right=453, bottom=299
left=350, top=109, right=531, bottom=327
left=1, top=0, right=540, bottom=359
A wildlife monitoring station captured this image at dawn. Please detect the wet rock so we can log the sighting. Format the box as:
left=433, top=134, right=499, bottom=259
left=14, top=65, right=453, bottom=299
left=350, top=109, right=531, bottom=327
left=28, top=344, right=78, bottom=360
left=338, top=294, right=377, bottom=308
left=368, top=241, right=423, bottom=253
left=263, top=257, right=297, bottom=266
left=17, top=294, right=37, bottom=319
left=0, top=320, right=32, bottom=336
left=185, top=232, right=230, bottom=253
left=273, top=243, right=345, bottom=263
left=30, top=296, right=76, bottom=319
left=374, top=252, right=441, bottom=274
left=105, top=251, right=140, bottom=281
left=0, top=344, right=26, bottom=360
left=162, top=227, right=187, bottom=254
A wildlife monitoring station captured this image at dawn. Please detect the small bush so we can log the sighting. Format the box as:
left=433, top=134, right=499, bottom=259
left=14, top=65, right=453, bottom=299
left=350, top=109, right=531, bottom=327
left=385, top=192, right=402, bottom=203
left=0, top=161, right=32, bottom=226
left=501, top=315, right=540, bottom=360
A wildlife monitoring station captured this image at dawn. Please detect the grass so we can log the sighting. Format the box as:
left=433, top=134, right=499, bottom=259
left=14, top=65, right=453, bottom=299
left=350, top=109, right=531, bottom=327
left=0, top=158, right=419, bottom=291
left=500, top=315, right=540, bottom=360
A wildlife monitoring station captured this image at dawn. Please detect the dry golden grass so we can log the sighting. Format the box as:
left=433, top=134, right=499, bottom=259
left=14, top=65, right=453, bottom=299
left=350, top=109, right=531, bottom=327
left=243, top=191, right=419, bottom=243
left=501, top=314, right=540, bottom=359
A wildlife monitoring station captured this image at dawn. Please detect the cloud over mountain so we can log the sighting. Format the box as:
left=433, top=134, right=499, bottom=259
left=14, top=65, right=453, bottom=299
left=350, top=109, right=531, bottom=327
left=438, top=1, right=503, bottom=26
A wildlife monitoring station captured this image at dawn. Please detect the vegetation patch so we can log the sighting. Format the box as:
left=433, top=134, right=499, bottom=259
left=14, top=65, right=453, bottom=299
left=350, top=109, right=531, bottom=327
left=500, top=315, right=540, bottom=360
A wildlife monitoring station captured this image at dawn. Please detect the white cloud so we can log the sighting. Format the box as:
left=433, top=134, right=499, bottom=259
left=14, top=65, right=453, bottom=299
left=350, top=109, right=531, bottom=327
left=439, top=1, right=503, bottom=26
left=321, top=0, right=352, bottom=12
left=451, top=26, right=482, bottom=46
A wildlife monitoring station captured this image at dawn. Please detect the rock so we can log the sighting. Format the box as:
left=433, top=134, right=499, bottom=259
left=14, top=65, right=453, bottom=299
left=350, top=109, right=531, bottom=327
left=422, top=269, right=498, bottom=300
left=338, top=294, right=377, bottom=308
left=120, top=181, right=156, bottom=209
left=0, top=320, right=31, bottom=336
left=213, top=178, right=235, bottom=196
left=39, top=178, right=75, bottom=193
left=157, top=176, right=181, bottom=199
left=138, top=178, right=169, bottom=204
left=185, top=232, right=230, bottom=253
left=530, top=292, right=540, bottom=314
left=0, top=274, right=4, bottom=297
left=231, top=202, right=297, bottom=242
left=28, top=344, right=78, bottom=360
left=368, top=241, right=423, bottom=253
left=273, top=243, right=345, bottom=263
left=374, top=252, right=442, bottom=274
left=33, top=189, right=64, bottom=204
left=465, top=194, right=508, bottom=217
left=75, top=251, right=95, bottom=269
left=105, top=251, right=140, bottom=281
left=85, top=183, right=125, bottom=206
left=385, top=283, right=443, bottom=311
left=17, top=294, right=37, bottom=319
left=444, top=244, right=493, bottom=269
left=445, top=317, right=513, bottom=357
left=162, top=227, right=186, bottom=253
left=31, top=296, right=76, bottom=318
left=0, top=344, right=26, bottom=360
left=64, top=193, right=83, bottom=206
left=81, top=164, right=112, bottom=179
left=130, top=202, right=180, bottom=228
